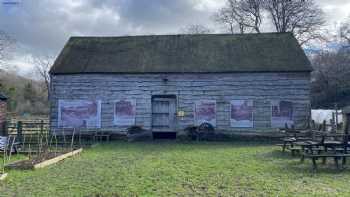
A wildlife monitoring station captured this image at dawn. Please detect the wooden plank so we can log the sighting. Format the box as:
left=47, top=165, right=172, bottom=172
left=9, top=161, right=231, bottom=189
left=6, top=148, right=83, bottom=170
left=303, top=154, right=350, bottom=158
left=33, top=148, right=83, bottom=169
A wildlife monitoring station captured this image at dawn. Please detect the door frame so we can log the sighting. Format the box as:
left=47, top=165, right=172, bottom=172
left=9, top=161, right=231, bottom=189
left=151, top=95, right=177, bottom=131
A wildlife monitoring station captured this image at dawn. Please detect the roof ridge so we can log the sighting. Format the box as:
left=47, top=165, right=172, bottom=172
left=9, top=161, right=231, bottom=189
left=68, top=32, right=293, bottom=40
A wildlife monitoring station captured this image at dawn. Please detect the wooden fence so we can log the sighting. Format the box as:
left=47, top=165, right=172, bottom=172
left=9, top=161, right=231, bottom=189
left=5, top=119, right=49, bottom=135
left=3, top=119, right=95, bottom=150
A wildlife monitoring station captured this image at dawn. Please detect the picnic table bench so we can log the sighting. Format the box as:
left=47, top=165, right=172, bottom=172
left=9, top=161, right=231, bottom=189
left=278, top=137, right=296, bottom=152
left=278, top=132, right=350, bottom=170
left=299, top=138, right=350, bottom=170
left=302, top=153, right=350, bottom=170
left=277, top=137, right=313, bottom=154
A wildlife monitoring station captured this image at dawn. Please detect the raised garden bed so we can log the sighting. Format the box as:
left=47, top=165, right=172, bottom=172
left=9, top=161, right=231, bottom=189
left=5, top=148, right=82, bottom=170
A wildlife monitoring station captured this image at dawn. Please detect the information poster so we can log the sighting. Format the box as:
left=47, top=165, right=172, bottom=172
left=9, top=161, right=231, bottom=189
left=194, top=100, right=216, bottom=127
left=58, top=100, right=101, bottom=128
left=114, top=99, right=136, bottom=126
left=231, top=100, right=253, bottom=128
left=271, top=100, right=294, bottom=128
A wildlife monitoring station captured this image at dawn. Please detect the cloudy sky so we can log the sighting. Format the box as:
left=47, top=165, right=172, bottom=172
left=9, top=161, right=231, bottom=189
left=0, top=0, right=349, bottom=75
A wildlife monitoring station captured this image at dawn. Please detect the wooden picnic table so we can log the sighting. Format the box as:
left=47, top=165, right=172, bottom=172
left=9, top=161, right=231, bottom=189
left=300, top=138, right=350, bottom=170
left=278, top=132, right=350, bottom=170
left=281, top=137, right=296, bottom=152
left=303, top=153, right=350, bottom=170
left=323, top=140, right=343, bottom=148
left=294, top=140, right=320, bottom=149
left=280, top=137, right=313, bottom=154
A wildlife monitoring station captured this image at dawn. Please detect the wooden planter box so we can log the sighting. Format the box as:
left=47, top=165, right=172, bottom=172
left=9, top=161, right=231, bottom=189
left=5, top=148, right=83, bottom=170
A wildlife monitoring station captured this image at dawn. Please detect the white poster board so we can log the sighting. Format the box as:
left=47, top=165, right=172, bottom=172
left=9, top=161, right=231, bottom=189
left=114, top=99, right=136, bottom=126
left=194, top=100, right=216, bottom=127
left=271, top=100, right=294, bottom=128
left=230, top=100, right=253, bottom=128
left=58, top=100, right=101, bottom=128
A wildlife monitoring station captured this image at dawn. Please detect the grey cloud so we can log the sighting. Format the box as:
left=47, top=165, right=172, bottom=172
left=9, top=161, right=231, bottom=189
left=0, top=0, right=219, bottom=57
left=0, top=0, right=349, bottom=65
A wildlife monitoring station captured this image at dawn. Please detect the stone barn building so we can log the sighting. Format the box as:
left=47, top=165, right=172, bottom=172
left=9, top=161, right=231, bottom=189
left=49, top=33, right=312, bottom=135
left=0, top=93, right=7, bottom=135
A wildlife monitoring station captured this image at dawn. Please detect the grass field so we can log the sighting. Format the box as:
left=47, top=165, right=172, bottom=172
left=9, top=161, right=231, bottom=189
left=1, top=141, right=350, bottom=196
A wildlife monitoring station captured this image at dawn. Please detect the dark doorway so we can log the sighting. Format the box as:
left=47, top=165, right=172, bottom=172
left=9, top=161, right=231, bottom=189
left=152, top=132, right=177, bottom=140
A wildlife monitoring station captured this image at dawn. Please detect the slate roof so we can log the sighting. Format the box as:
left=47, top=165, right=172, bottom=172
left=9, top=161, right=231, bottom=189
left=50, top=32, right=312, bottom=74
left=0, top=93, right=7, bottom=101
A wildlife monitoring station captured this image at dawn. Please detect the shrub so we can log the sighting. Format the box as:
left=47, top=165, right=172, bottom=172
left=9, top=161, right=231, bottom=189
left=126, top=126, right=152, bottom=142
left=184, top=125, right=198, bottom=141
left=198, top=123, right=214, bottom=132
left=198, top=123, right=215, bottom=141
left=176, top=130, right=191, bottom=141
left=126, top=125, right=144, bottom=135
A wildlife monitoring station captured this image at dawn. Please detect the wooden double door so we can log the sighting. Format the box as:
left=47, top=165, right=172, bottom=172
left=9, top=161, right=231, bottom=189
left=152, top=96, right=176, bottom=131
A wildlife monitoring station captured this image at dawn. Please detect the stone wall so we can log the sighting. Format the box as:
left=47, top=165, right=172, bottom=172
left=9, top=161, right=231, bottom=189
left=50, top=72, right=311, bottom=132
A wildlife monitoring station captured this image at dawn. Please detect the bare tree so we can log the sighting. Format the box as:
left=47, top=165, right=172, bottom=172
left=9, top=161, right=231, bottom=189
left=311, top=50, right=350, bottom=107
left=214, top=0, right=263, bottom=34
left=264, top=0, right=325, bottom=45
left=180, top=24, right=213, bottom=34
left=30, top=55, right=54, bottom=97
left=239, top=0, right=263, bottom=33
left=339, top=16, right=350, bottom=46
left=0, top=31, right=15, bottom=69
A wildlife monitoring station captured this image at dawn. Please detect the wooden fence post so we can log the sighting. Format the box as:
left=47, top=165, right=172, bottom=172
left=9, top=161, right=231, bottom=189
left=311, top=120, right=315, bottom=130
left=331, top=112, right=335, bottom=132
left=40, top=120, right=44, bottom=134
left=40, top=120, right=44, bottom=144
left=17, top=121, right=23, bottom=143
left=335, top=103, right=338, bottom=131
left=345, top=114, right=350, bottom=135
left=4, top=121, right=8, bottom=136
left=1, top=121, right=8, bottom=136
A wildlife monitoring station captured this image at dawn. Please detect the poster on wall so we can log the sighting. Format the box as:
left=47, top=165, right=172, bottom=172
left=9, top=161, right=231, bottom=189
left=230, top=100, right=253, bottom=128
left=194, top=100, right=216, bottom=127
left=114, top=99, right=136, bottom=126
left=58, top=100, right=101, bottom=128
left=271, top=100, right=294, bottom=128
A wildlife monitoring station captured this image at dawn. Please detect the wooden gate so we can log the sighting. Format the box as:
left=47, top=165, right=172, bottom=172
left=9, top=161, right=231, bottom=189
left=152, top=96, right=176, bottom=131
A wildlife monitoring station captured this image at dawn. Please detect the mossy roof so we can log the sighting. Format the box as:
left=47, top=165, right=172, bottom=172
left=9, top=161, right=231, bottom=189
left=50, top=32, right=312, bottom=74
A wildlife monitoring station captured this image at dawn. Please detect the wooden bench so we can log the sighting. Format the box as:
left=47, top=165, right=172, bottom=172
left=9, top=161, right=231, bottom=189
left=288, top=146, right=303, bottom=156
left=279, top=140, right=321, bottom=156
left=93, top=131, right=111, bottom=142
left=302, top=153, right=350, bottom=170
left=279, top=137, right=296, bottom=152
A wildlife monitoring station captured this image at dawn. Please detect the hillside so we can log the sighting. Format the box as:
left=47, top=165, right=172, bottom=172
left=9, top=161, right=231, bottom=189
left=0, top=69, right=49, bottom=116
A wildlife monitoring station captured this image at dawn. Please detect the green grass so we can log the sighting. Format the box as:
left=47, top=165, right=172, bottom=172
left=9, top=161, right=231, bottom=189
left=1, top=141, right=350, bottom=196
